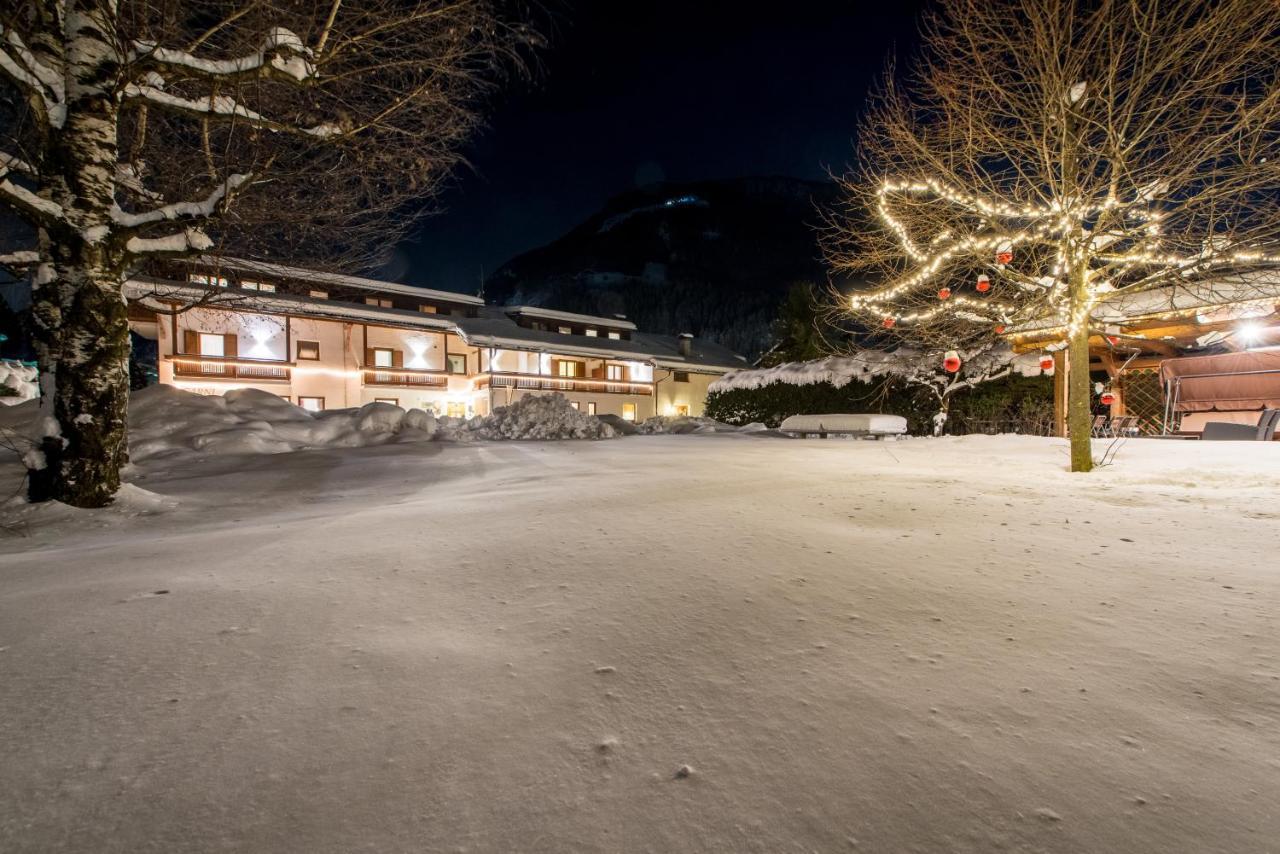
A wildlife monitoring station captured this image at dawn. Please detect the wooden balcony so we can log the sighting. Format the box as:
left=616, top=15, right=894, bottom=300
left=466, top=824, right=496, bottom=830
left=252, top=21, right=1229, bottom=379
left=362, top=366, right=450, bottom=388
left=171, top=355, right=291, bottom=382
left=478, top=371, right=653, bottom=396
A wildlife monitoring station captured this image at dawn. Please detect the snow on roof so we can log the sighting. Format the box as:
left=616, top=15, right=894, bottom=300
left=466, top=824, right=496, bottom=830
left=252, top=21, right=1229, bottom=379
left=196, top=255, right=485, bottom=306
left=507, top=305, right=637, bottom=330
left=125, top=277, right=458, bottom=332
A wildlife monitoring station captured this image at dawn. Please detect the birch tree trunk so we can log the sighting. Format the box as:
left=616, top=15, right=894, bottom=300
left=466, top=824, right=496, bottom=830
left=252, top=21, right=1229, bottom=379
left=27, top=4, right=130, bottom=507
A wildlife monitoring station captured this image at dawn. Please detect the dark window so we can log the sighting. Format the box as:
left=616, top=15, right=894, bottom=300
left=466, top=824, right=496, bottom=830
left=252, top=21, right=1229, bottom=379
left=446, top=353, right=467, bottom=374
left=673, top=371, right=690, bottom=383
left=296, top=340, right=320, bottom=360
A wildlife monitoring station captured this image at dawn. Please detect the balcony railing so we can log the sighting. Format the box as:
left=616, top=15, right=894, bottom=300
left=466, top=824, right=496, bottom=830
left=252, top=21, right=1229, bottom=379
left=171, top=355, right=291, bottom=382
left=362, top=366, right=450, bottom=388
left=479, top=371, right=653, bottom=396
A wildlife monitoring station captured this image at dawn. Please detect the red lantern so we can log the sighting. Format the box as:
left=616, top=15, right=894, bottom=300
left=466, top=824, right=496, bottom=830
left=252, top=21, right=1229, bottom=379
left=1100, top=392, right=1117, bottom=406
left=943, top=350, right=962, bottom=373
left=996, top=251, right=1013, bottom=265
left=1039, top=354, right=1055, bottom=372
left=938, top=287, right=952, bottom=300
left=882, top=317, right=896, bottom=329
left=1106, top=335, right=1120, bottom=345
left=976, top=274, right=991, bottom=293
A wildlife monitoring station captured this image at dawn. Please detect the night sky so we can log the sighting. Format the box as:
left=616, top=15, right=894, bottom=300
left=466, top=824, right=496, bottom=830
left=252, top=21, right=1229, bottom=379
left=392, top=1, right=926, bottom=294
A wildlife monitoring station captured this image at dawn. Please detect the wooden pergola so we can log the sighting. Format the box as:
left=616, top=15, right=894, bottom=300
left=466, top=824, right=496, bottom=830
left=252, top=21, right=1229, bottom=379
left=1005, top=297, right=1280, bottom=436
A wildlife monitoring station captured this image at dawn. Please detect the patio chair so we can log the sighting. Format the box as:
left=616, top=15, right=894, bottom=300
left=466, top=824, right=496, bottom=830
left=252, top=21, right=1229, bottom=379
left=1110, top=415, right=1141, bottom=437
left=1090, top=414, right=1109, bottom=438
left=1200, top=409, right=1280, bottom=441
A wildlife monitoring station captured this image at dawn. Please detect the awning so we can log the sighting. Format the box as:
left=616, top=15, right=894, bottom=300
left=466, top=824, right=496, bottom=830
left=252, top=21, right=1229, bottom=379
left=1159, top=351, right=1280, bottom=412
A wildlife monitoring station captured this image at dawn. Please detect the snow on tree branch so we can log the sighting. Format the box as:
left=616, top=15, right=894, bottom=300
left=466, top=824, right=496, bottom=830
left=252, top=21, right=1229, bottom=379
left=125, top=228, right=215, bottom=256
left=131, top=28, right=317, bottom=83
left=0, top=24, right=66, bottom=127
left=111, top=173, right=252, bottom=230
left=122, top=82, right=343, bottom=137
left=0, top=250, right=40, bottom=269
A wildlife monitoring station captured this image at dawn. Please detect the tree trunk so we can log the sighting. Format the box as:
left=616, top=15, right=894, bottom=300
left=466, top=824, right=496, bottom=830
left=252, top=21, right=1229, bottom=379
left=1066, top=278, right=1094, bottom=473
left=29, top=266, right=130, bottom=507
left=25, top=4, right=129, bottom=507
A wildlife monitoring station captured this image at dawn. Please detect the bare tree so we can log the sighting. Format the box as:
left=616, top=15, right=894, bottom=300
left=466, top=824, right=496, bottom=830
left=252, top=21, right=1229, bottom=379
left=823, top=0, right=1280, bottom=471
left=0, top=0, right=537, bottom=506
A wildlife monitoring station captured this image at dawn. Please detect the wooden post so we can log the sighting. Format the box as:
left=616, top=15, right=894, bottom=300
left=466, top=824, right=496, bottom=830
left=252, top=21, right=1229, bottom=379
left=1053, top=349, right=1068, bottom=437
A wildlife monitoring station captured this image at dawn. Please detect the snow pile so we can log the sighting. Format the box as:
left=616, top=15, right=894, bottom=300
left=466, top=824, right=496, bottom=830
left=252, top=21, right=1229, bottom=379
left=442, top=393, right=617, bottom=441
left=636, top=415, right=746, bottom=434
left=0, top=360, right=38, bottom=405
left=710, top=348, right=1045, bottom=393
left=127, top=386, right=438, bottom=461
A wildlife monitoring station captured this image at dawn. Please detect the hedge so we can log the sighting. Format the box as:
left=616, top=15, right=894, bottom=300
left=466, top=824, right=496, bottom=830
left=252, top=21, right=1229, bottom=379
left=705, top=373, right=1053, bottom=436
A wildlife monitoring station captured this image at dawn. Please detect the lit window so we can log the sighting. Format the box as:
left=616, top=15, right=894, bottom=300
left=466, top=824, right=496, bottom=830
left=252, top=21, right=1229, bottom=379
left=446, top=354, right=466, bottom=374
left=373, top=348, right=394, bottom=367
left=240, top=280, right=275, bottom=292
left=558, top=325, right=572, bottom=335
left=374, top=397, right=398, bottom=406
left=310, top=290, right=329, bottom=300
left=419, top=304, right=438, bottom=314
left=607, top=331, right=621, bottom=340
left=446, top=402, right=466, bottom=418
left=557, top=360, right=581, bottom=377
left=198, top=333, right=225, bottom=357
left=622, top=403, right=636, bottom=422
left=606, top=364, right=624, bottom=381
left=189, top=273, right=228, bottom=287
left=570, top=401, right=580, bottom=411
left=296, top=340, right=320, bottom=360
left=673, top=371, right=690, bottom=383
left=365, top=296, right=393, bottom=308
left=675, top=404, right=689, bottom=416
left=587, top=402, right=597, bottom=415
left=298, top=396, right=324, bottom=412
left=585, top=329, right=598, bottom=337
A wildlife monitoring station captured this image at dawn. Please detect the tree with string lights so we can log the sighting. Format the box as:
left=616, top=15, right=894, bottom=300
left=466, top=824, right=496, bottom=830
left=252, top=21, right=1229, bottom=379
left=823, top=0, right=1280, bottom=472
left=0, top=1, right=537, bottom=506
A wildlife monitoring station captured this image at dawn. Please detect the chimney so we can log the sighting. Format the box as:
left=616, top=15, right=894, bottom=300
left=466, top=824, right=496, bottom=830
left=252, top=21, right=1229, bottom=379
left=676, top=333, right=693, bottom=358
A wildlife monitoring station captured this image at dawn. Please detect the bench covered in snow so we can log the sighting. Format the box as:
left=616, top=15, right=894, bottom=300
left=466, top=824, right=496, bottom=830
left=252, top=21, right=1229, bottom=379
left=779, top=413, right=907, bottom=439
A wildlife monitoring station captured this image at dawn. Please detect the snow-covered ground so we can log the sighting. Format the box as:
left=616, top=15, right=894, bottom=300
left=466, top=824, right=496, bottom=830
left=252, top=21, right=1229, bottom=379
left=1, top=428, right=1278, bottom=853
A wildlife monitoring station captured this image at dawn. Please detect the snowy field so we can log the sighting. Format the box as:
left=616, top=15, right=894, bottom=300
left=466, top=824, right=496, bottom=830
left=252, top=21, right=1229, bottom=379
left=1, top=426, right=1279, bottom=853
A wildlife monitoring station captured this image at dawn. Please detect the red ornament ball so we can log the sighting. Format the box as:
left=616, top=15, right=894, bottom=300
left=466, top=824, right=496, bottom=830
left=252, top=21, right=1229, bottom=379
left=881, top=317, right=896, bottom=329
left=1039, top=354, right=1055, bottom=372
left=996, top=250, right=1013, bottom=265
left=994, top=324, right=1007, bottom=334
left=943, top=350, right=962, bottom=373
left=938, top=287, right=952, bottom=300
left=976, top=274, right=991, bottom=293
left=1100, top=392, right=1117, bottom=406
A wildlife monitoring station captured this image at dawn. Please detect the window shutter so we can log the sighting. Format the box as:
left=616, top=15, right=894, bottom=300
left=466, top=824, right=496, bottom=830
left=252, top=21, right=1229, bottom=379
left=365, top=348, right=376, bottom=366
left=223, top=334, right=238, bottom=358
left=620, top=365, right=629, bottom=382
left=590, top=364, right=603, bottom=379
left=392, top=349, right=404, bottom=368
left=183, top=330, right=198, bottom=354
left=550, top=358, right=560, bottom=376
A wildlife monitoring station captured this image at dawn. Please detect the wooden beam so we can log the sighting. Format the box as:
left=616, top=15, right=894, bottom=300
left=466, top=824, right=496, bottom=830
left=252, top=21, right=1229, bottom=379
left=1053, top=350, right=1068, bottom=438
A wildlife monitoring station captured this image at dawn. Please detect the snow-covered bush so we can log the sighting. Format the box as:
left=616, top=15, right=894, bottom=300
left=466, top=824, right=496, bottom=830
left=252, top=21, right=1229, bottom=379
left=636, top=415, right=739, bottom=435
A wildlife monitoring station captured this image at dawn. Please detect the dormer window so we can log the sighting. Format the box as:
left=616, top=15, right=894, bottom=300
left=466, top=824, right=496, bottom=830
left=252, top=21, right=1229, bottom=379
left=607, top=331, right=621, bottom=340
left=310, top=290, right=328, bottom=299
left=585, top=328, right=598, bottom=337
left=240, top=281, right=275, bottom=293
left=419, top=304, right=438, bottom=314
left=558, top=325, right=572, bottom=335
left=365, top=297, right=393, bottom=308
